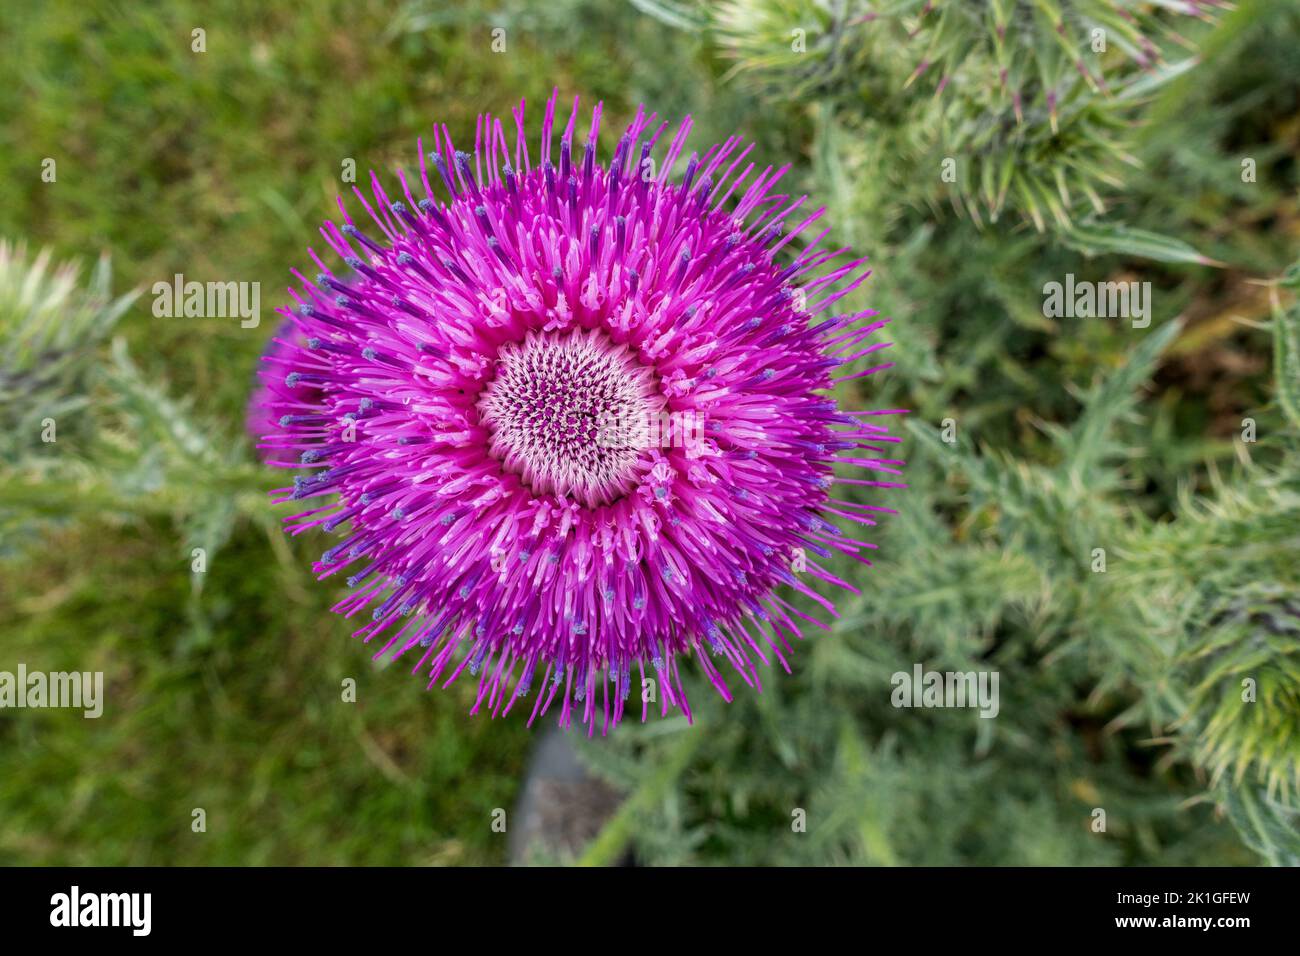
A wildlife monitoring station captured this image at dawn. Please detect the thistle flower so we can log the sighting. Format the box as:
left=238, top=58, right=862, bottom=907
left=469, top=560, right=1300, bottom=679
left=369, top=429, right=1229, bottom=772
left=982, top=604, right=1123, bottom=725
left=254, top=91, right=903, bottom=732
left=248, top=318, right=320, bottom=462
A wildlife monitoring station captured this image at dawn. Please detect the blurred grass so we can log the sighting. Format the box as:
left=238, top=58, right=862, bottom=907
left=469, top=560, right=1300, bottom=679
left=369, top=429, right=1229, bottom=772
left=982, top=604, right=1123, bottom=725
left=0, top=519, right=533, bottom=865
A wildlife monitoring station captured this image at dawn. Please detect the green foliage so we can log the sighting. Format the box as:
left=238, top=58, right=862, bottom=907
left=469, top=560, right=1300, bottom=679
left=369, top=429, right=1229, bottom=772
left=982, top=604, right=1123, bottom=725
left=1275, top=262, right=1300, bottom=431
left=0, top=241, right=138, bottom=464
left=581, top=271, right=1296, bottom=864
left=688, top=0, right=1221, bottom=236
left=0, top=242, right=141, bottom=554
left=1220, top=785, right=1300, bottom=867
left=1117, top=459, right=1300, bottom=798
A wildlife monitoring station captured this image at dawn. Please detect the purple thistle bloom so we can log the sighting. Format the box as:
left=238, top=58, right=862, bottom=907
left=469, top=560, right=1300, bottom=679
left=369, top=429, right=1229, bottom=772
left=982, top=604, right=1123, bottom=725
left=248, top=318, right=322, bottom=462
left=254, top=91, right=905, bottom=732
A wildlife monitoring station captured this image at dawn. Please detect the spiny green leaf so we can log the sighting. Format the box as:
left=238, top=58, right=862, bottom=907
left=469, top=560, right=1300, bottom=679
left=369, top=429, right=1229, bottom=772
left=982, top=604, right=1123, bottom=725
left=1219, top=785, right=1300, bottom=867
left=628, top=0, right=708, bottom=32
left=1061, top=319, right=1181, bottom=484
left=1272, top=264, right=1300, bottom=432
left=1062, top=222, right=1222, bottom=266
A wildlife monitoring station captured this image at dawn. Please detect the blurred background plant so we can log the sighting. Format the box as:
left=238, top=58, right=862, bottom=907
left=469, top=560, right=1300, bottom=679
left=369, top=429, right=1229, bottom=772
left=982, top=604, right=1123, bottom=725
left=0, top=0, right=1296, bottom=865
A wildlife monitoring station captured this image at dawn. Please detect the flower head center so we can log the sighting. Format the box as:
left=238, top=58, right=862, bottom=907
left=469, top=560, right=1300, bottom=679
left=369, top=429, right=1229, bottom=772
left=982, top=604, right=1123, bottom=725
left=477, top=328, right=660, bottom=507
